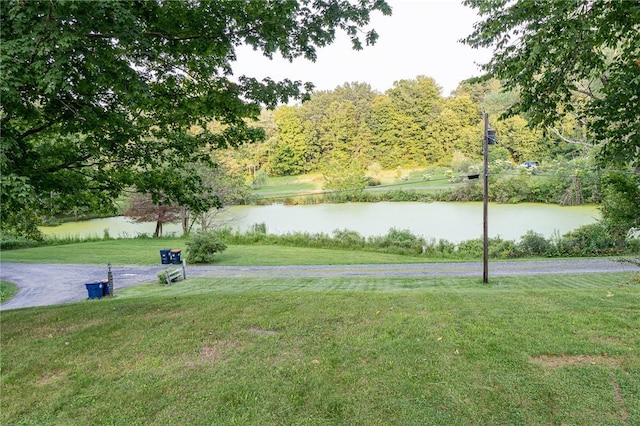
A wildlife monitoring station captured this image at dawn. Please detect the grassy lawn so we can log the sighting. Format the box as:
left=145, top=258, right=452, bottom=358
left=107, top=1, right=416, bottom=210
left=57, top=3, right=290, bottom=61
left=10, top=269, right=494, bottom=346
left=250, top=168, right=461, bottom=200
left=253, top=175, right=321, bottom=196
left=2, top=241, right=639, bottom=424
left=0, top=239, right=452, bottom=266
left=0, top=280, right=18, bottom=303
left=2, top=273, right=638, bottom=425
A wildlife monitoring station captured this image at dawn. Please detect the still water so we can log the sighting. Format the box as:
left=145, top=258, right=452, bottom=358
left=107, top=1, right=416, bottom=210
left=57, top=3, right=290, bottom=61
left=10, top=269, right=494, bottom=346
left=40, top=202, right=600, bottom=243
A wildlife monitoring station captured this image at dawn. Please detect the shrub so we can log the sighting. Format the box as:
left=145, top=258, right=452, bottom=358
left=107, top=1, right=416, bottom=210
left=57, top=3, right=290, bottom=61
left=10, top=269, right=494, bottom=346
left=368, top=228, right=425, bottom=254
left=0, top=236, right=42, bottom=250
left=332, top=229, right=365, bottom=248
left=517, top=230, right=552, bottom=256
left=366, top=176, right=381, bottom=186
left=186, top=231, right=228, bottom=264
left=457, top=238, right=483, bottom=257
left=554, top=223, right=619, bottom=256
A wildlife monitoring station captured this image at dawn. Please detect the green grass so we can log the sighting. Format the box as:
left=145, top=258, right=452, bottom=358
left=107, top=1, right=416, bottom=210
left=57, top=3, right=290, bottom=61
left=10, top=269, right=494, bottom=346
left=253, top=175, right=320, bottom=195
left=0, top=239, right=448, bottom=266
left=2, top=273, right=638, bottom=425
left=0, top=280, right=18, bottom=304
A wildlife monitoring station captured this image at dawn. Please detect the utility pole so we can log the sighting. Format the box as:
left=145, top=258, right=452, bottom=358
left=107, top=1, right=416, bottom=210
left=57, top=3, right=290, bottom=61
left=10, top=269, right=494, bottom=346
left=482, top=113, right=490, bottom=284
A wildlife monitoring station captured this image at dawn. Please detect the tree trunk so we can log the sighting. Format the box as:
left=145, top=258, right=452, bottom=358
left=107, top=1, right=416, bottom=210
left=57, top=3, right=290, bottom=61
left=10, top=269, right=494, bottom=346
left=181, top=207, right=189, bottom=236
left=154, top=210, right=164, bottom=238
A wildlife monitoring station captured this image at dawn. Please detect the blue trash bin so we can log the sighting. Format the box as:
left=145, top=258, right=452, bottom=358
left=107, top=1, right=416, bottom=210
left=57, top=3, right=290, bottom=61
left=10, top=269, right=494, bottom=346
left=160, top=248, right=171, bottom=264
left=85, top=282, right=103, bottom=299
left=171, top=249, right=182, bottom=264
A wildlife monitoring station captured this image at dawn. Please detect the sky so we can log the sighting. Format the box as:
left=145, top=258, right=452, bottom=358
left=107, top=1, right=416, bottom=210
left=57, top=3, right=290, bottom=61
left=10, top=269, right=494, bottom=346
left=233, top=0, right=493, bottom=97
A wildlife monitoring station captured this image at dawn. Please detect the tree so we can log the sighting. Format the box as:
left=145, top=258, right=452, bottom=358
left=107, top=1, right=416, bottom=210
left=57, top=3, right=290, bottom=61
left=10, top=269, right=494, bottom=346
left=124, top=194, right=180, bottom=238
left=600, top=173, right=640, bottom=242
left=425, top=96, right=481, bottom=162
left=195, top=161, right=251, bottom=233
left=269, top=106, right=312, bottom=176
left=0, top=0, right=392, bottom=238
left=462, top=0, right=640, bottom=168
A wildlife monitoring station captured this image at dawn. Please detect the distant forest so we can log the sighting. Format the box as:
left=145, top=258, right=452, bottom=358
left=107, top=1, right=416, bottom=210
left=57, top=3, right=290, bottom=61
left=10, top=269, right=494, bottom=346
left=213, top=77, right=587, bottom=180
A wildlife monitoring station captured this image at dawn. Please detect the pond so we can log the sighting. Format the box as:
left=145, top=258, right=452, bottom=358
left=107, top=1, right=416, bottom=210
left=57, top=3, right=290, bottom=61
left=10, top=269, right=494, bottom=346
left=40, top=202, right=600, bottom=243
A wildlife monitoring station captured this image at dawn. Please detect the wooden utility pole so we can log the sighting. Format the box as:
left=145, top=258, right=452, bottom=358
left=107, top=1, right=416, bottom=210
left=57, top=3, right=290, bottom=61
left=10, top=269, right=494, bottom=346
left=483, top=113, right=489, bottom=284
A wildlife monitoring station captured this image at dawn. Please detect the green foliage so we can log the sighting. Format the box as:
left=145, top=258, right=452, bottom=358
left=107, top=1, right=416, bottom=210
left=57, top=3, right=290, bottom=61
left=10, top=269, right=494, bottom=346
left=367, top=228, right=426, bottom=255
left=1, top=0, right=391, bottom=238
left=0, top=235, right=42, bottom=250
left=252, top=170, right=270, bottom=189
left=600, top=172, right=640, bottom=240
left=331, top=229, right=366, bottom=248
left=185, top=232, right=228, bottom=264
left=554, top=223, right=619, bottom=256
left=463, top=0, right=640, bottom=168
left=322, top=157, right=368, bottom=193
left=516, top=231, right=552, bottom=257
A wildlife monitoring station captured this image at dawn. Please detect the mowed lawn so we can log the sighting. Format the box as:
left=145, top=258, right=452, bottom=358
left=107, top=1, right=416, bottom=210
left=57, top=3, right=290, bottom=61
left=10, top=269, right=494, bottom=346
left=2, top=269, right=639, bottom=425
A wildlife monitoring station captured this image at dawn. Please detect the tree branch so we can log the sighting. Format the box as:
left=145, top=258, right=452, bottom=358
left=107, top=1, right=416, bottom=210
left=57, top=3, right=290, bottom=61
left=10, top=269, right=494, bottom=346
left=19, top=121, right=56, bottom=140
left=546, top=126, right=593, bottom=147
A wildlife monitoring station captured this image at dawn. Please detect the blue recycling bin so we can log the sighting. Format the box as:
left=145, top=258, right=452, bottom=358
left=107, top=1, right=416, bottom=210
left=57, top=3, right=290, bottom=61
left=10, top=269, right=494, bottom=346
left=171, top=249, right=182, bottom=264
left=85, top=282, right=103, bottom=299
left=160, top=248, right=171, bottom=264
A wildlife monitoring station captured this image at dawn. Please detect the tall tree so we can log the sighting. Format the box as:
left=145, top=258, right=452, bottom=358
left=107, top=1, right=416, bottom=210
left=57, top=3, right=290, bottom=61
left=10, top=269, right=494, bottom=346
left=462, top=0, right=640, bottom=167
left=269, top=106, right=312, bottom=176
left=425, top=96, right=481, bottom=161
left=0, top=0, right=391, bottom=238
left=385, top=76, right=443, bottom=130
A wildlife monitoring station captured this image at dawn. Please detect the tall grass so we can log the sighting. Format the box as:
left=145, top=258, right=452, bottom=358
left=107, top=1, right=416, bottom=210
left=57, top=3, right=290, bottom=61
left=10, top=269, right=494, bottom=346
left=212, top=224, right=639, bottom=259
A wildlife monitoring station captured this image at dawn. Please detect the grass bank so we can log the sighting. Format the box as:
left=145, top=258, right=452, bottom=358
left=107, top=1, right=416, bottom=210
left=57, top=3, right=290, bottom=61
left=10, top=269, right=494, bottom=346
left=0, top=239, right=455, bottom=266
left=2, top=274, right=638, bottom=425
left=0, top=280, right=18, bottom=303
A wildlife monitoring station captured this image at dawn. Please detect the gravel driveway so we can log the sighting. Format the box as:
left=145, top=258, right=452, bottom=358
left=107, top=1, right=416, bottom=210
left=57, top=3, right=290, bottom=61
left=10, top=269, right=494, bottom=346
left=1, top=259, right=636, bottom=311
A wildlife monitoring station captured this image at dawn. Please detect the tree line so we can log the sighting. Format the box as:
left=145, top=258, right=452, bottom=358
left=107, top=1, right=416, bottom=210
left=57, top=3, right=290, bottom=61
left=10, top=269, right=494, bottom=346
left=221, top=77, right=586, bottom=184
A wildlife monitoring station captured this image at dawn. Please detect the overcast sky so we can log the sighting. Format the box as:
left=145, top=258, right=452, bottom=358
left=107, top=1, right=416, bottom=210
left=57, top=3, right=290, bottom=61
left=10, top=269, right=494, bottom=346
left=233, top=0, right=493, bottom=97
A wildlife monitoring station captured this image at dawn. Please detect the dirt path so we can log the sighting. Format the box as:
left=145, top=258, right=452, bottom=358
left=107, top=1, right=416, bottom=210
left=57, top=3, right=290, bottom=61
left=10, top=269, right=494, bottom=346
left=1, top=259, right=636, bottom=311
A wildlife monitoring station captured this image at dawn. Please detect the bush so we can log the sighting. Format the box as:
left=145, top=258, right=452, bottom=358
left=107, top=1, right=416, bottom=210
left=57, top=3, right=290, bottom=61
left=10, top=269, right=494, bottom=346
left=554, top=223, right=619, bottom=256
left=332, top=229, right=366, bottom=248
left=368, top=228, right=425, bottom=254
left=0, top=236, right=42, bottom=250
left=366, top=176, right=381, bottom=186
left=517, top=230, right=552, bottom=256
left=457, top=238, right=483, bottom=257
left=186, top=231, right=228, bottom=264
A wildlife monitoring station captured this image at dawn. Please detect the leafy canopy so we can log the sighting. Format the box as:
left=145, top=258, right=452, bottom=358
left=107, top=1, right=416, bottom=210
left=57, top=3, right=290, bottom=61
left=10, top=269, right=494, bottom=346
left=0, top=0, right=391, bottom=238
left=462, top=0, right=640, bottom=168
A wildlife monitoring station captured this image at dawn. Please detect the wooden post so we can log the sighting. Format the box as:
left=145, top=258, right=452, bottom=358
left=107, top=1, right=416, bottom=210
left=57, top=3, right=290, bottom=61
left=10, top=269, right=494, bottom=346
left=107, top=262, right=114, bottom=296
left=483, top=113, right=489, bottom=284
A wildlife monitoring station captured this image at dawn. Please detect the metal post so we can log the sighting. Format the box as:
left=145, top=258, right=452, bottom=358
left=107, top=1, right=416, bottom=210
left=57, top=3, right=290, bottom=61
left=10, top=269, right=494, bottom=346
left=483, top=113, right=489, bottom=284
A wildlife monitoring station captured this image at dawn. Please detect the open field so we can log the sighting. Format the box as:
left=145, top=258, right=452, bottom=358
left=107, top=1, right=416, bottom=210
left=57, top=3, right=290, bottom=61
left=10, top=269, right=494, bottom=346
left=251, top=168, right=459, bottom=201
